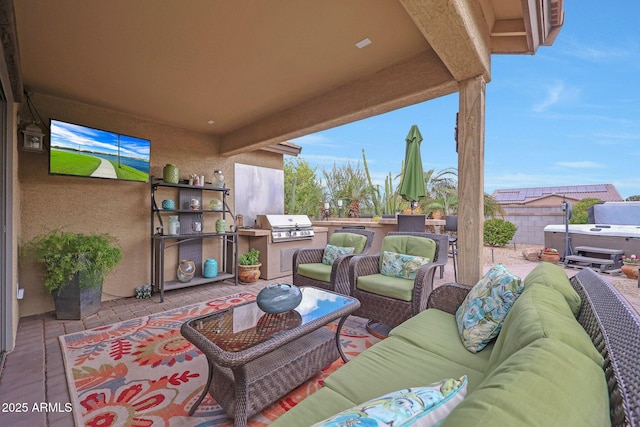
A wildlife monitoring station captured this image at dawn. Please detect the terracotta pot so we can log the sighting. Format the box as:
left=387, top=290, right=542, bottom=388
left=621, top=263, right=639, bottom=280
left=540, top=251, right=560, bottom=263
left=238, top=263, right=262, bottom=283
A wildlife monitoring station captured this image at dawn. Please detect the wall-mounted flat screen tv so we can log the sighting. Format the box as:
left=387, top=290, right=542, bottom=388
left=49, top=119, right=151, bottom=182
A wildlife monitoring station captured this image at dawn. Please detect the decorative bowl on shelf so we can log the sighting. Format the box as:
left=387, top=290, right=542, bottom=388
left=209, top=199, right=223, bottom=210
left=257, top=283, right=302, bottom=314
left=161, top=199, right=174, bottom=210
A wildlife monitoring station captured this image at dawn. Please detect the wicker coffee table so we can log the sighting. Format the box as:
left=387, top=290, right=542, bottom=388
left=180, top=286, right=360, bottom=427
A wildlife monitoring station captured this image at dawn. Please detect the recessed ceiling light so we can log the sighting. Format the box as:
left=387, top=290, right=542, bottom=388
left=207, top=120, right=215, bottom=125
left=355, top=38, right=372, bottom=49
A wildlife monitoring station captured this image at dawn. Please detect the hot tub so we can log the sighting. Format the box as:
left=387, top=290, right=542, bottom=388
left=544, top=224, right=640, bottom=258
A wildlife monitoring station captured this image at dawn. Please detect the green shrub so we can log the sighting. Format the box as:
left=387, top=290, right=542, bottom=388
left=484, top=218, right=517, bottom=247
left=569, top=198, right=601, bottom=224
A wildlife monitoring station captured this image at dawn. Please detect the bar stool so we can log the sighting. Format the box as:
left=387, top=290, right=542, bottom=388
left=439, top=215, right=458, bottom=281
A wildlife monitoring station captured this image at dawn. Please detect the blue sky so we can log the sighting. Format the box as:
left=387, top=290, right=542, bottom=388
left=291, top=1, right=640, bottom=200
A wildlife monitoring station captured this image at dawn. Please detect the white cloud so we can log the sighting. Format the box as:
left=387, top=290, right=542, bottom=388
left=300, top=154, right=362, bottom=165
left=555, top=161, right=603, bottom=168
left=560, top=37, right=636, bottom=62
left=291, top=134, right=335, bottom=147
left=532, top=82, right=582, bottom=113
left=532, top=82, right=564, bottom=113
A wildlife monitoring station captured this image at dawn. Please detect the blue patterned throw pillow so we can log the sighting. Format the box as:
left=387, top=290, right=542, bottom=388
left=455, top=264, right=524, bottom=353
left=381, top=251, right=430, bottom=280
left=312, top=376, right=467, bottom=427
left=322, top=244, right=355, bottom=265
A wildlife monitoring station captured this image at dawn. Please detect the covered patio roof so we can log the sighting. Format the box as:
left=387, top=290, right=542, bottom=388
left=2, top=0, right=564, bottom=284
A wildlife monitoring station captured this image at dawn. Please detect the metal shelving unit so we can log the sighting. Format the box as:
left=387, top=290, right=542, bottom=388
left=150, top=177, right=238, bottom=302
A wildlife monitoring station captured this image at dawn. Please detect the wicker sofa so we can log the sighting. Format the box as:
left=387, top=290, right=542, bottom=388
left=271, top=265, right=640, bottom=426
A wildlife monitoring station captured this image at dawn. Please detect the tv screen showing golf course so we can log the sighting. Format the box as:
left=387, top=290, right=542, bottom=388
left=49, top=119, right=151, bottom=182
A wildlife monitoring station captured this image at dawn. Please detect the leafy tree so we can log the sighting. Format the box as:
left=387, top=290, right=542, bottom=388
left=321, top=161, right=373, bottom=216
left=483, top=218, right=517, bottom=247
left=626, top=195, right=640, bottom=201
left=484, top=193, right=505, bottom=218
left=284, top=158, right=324, bottom=217
left=569, top=198, right=601, bottom=224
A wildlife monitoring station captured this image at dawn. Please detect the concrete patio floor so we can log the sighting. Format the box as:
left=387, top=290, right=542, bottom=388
left=1, top=252, right=638, bottom=426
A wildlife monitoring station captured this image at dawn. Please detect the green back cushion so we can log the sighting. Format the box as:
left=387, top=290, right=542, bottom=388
left=487, top=284, right=603, bottom=372
left=441, top=339, right=610, bottom=427
left=379, top=235, right=436, bottom=270
left=524, top=262, right=581, bottom=316
left=329, top=232, right=367, bottom=254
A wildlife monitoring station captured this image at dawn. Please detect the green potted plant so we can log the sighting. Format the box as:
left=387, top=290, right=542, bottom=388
left=24, top=230, right=122, bottom=319
left=238, top=248, right=261, bottom=283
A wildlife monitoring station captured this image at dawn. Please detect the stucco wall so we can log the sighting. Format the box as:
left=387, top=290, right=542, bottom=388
left=501, top=205, right=564, bottom=245
left=18, top=93, right=282, bottom=317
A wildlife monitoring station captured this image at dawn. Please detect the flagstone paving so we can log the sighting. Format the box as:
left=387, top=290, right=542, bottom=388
left=1, top=249, right=638, bottom=426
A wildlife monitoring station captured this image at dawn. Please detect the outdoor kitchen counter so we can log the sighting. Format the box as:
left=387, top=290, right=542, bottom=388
left=311, top=218, right=445, bottom=254
left=236, top=226, right=328, bottom=237
left=237, top=226, right=329, bottom=280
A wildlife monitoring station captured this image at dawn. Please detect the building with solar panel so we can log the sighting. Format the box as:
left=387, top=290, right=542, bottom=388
left=491, top=184, right=623, bottom=245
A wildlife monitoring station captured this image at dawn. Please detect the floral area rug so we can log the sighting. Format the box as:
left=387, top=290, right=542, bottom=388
left=59, top=292, right=379, bottom=426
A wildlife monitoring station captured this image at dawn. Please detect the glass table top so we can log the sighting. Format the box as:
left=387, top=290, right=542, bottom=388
left=187, top=286, right=357, bottom=353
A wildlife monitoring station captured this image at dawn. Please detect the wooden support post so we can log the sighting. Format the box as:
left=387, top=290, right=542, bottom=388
left=457, top=76, right=485, bottom=285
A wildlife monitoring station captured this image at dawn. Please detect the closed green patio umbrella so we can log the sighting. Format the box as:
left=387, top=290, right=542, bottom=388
left=399, top=124, right=427, bottom=213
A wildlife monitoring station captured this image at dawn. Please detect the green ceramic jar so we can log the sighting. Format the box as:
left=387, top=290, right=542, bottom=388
left=163, top=164, right=179, bottom=184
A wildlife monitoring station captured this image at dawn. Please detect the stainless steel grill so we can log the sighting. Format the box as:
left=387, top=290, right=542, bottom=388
left=256, top=214, right=314, bottom=242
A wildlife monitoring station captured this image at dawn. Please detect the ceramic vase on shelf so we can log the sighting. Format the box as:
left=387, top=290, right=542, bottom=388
left=212, top=170, right=225, bottom=188
left=621, top=263, right=639, bottom=280
left=203, top=258, right=218, bottom=278
left=177, top=260, right=196, bottom=282
left=163, top=164, right=179, bottom=184
left=167, top=216, right=180, bottom=236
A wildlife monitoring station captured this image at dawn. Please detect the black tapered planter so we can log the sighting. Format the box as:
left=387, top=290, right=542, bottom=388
left=52, top=273, right=102, bottom=320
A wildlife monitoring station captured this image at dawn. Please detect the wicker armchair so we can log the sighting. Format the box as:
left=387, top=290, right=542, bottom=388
left=349, top=232, right=448, bottom=329
left=293, top=229, right=375, bottom=295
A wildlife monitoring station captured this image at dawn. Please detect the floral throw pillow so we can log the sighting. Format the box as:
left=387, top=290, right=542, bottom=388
left=381, top=251, right=430, bottom=280
left=455, top=264, right=524, bottom=353
left=312, top=376, right=467, bottom=427
left=322, top=244, right=355, bottom=265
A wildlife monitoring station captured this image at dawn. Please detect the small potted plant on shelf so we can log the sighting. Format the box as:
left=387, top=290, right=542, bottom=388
left=238, top=248, right=261, bottom=283
left=24, top=229, right=122, bottom=320
left=539, top=247, right=560, bottom=263
left=621, top=254, right=639, bottom=280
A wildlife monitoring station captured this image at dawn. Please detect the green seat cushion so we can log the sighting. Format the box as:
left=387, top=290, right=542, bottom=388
left=524, top=262, right=581, bottom=316
left=269, top=387, right=358, bottom=427
left=323, top=336, right=487, bottom=403
left=356, top=273, right=414, bottom=301
left=390, top=309, right=494, bottom=373
left=329, top=232, right=368, bottom=254
left=441, top=338, right=610, bottom=427
left=486, top=283, right=603, bottom=372
left=379, top=235, right=436, bottom=270
left=297, top=262, right=331, bottom=283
